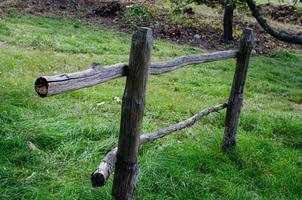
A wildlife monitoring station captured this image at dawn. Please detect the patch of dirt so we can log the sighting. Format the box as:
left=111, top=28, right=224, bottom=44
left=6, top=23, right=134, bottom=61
left=1, top=0, right=77, bottom=12
left=119, top=18, right=227, bottom=50
left=235, top=19, right=302, bottom=54
left=259, top=3, right=302, bottom=26
left=0, top=0, right=127, bottom=15
left=192, top=0, right=224, bottom=7
left=137, top=18, right=301, bottom=54
left=292, top=103, right=302, bottom=112
left=91, top=2, right=124, bottom=17
left=0, top=0, right=301, bottom=54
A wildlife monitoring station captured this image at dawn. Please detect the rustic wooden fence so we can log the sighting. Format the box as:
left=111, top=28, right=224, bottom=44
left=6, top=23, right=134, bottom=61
left=35, top=27, right=254, bottom=200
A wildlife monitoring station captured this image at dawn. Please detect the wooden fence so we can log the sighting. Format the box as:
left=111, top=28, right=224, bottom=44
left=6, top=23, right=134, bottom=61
left=35, top=27, right=254, bottom=200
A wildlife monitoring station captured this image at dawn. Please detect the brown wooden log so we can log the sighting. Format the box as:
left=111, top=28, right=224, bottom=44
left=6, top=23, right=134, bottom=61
left=111, top=27, right=152, bottom=200
left=91, top=103, right=227, bottom=187
left=222, top=28, right=254, bottom=151
left=35, top=50, right=237, bottom=97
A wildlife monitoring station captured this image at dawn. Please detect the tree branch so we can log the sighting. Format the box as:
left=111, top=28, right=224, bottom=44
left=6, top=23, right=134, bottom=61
left=244, top=0, right=302, bottom=44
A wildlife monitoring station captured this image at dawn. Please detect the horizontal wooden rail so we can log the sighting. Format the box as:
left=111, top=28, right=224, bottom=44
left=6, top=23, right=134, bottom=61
left=91, top=102, right=227, bottom=187
left=150, top=50, right=237, bottom=74
left=35, top=63, right=126, bottom=97
left=35, top=50, right=237, bottom=97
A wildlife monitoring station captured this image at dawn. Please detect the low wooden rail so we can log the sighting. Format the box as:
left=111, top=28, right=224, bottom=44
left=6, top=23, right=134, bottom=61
left=35, top=50, right=237, bottom=97
left=34, top=27, right=254, bottom=200
left=91, top=103, right=227, bottom=187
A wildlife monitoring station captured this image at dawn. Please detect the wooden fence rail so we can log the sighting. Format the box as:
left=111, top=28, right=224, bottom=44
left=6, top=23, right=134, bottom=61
left=34, top=27, right=253, bottom=200
left=35, top=50, right=237, bottom=97
left=91, top=103, right=227, bottom=187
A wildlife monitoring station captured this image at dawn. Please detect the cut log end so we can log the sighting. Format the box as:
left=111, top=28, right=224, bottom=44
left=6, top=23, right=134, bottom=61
left=35, top=77, right=48, bottom=97
left=91, top=171, right=106, bottom=187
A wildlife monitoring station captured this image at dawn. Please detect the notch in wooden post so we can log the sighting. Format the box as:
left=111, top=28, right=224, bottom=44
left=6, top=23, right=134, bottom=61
left=222, top=28, right=254, bottom=151
left=112, top=27, right=153, bottom=200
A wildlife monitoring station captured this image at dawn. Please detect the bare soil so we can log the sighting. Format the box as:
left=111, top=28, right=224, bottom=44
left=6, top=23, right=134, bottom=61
left=259, top=3, right=302, bottom=26
left=0, top=0, right=301, bottom=54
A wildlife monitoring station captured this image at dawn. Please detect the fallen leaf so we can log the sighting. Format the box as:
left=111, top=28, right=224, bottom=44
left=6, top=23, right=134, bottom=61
left=27, top=141, right=40, bottom=152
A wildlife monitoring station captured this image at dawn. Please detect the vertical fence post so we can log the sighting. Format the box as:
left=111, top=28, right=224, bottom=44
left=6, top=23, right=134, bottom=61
left=223, top=0, right=235, bottom=41
left=112, top=27, right=153, bottom=200
left=222, top=28, right=254, bottom=150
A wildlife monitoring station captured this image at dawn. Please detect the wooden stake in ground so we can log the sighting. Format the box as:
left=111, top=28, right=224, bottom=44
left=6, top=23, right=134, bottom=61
left=223, top=0, right=235, bottom=41
left=111, top=27, right=152, bottom=200
left=222, top=28, right=254, bottom=150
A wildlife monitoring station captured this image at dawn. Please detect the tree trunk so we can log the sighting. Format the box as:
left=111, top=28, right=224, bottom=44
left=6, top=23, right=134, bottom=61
left=223, top=0, right=235, bottom=41
left=244, top=0, right=302, bottom=44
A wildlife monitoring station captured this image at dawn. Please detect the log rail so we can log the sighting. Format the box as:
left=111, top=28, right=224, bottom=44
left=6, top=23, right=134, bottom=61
left=35, top=50, right=237, bottom=97
left=34, top=27, right=253, bottom=200
left=91, top=103, right=227, bottom=187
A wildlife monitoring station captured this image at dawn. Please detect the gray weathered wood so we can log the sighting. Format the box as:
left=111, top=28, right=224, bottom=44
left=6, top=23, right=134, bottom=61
left=35, top=63, right=126, bottom=97
left=222, top=28, right=254, bottom=150
left=149, top=50, right=237, bottom=74
left=91, top=103, right=227, bottom=187
left=91, top=147, right=118, bottom=187
left=111, top=27, right=152, bottom=200
left=140, top=103, right=227, bottom=143
left=35, top=50, right=237, bottom=97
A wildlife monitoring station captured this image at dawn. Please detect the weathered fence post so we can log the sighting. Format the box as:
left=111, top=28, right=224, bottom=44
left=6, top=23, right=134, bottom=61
left=223, top=0, right=235, bottom=41
left=222, top=28, right=254, bottom=150
left=112, top=27, right=153, bottom=200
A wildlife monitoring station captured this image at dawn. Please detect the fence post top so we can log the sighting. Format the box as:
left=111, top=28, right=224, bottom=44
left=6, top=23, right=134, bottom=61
left=132, top=27, right=153, bottom=42
left=241, top=28, right=254, bottom=43
left=243, top=27, right=253, bottom=34
left=137, top=27, right=152, bottom=33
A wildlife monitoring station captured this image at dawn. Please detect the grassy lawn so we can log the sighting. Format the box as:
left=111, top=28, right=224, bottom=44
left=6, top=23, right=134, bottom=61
left=0, top=14, right=301, bottom=200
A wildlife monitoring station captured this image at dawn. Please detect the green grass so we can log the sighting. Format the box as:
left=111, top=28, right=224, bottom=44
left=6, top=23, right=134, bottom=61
left=0, top=14, right=301, bottom=200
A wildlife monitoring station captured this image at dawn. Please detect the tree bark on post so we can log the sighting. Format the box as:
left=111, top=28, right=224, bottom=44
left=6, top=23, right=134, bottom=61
left=112, top=27, right=153, bottom=200
left=223, top=0, right=235, bottom=41
left=222, top=28, right=254, bottom=150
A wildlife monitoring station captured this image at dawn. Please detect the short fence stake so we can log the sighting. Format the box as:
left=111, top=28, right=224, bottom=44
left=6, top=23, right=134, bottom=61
left=112, top=27, right=153, bottom=200
left=222, top=28, right=254, bottom=150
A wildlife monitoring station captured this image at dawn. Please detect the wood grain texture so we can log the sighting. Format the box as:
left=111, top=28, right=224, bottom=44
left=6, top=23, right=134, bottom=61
left=91, top=147, right=117, bottom=187
left=35, top=63, right=126, bottom=97
left=149, top=50, right=237, bottom=74
left=35, top=50, right=237, bottom=97
left=111, top=27, right=152, bottom=200
left=91, top=103, right=227, bottom=187
left=222, top=28, right=254, bottom=151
